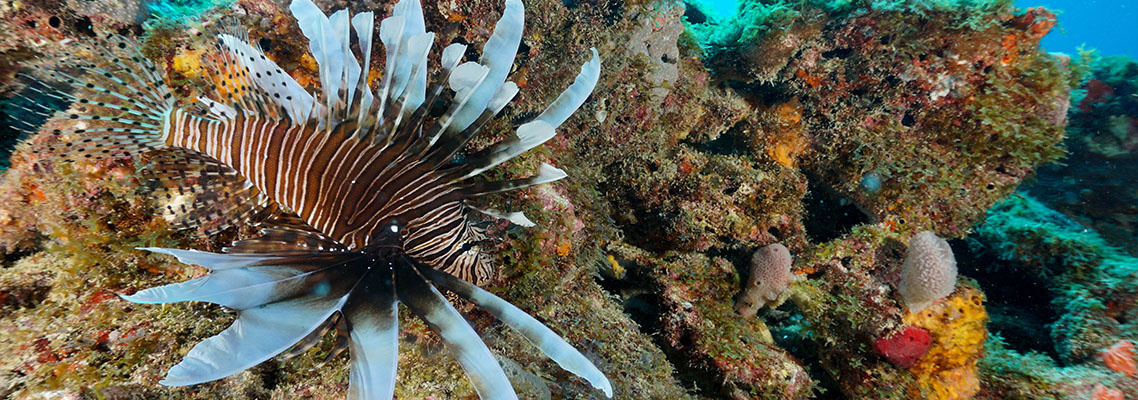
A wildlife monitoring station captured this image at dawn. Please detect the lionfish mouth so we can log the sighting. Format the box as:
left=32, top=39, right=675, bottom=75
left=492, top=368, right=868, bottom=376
left=15, top=0, right=611, bottom=398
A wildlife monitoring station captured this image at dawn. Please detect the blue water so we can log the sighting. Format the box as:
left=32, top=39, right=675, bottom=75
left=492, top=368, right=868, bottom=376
left=693, top=0, right=1138, bottom=58
left=1017, top=0, right=1138, bottom=57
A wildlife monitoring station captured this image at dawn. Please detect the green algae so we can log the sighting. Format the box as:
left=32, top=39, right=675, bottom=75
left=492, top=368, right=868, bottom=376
left=790, top=224, right=919, bottom=398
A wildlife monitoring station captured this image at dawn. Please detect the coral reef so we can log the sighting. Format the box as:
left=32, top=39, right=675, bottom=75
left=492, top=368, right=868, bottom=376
left=0, top=0, right=1112, bottom=398
left=689, top=0, right=1068, bottom=238
left=964, top=194, right=1138, bottom=399
left=1027, top=55, right=1138, bottom=255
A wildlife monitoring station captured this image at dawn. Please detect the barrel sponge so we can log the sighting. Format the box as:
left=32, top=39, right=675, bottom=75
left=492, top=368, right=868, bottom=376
left=735, top=243, right=793, bottom=318
left=899, top=231, right=958, bottom=313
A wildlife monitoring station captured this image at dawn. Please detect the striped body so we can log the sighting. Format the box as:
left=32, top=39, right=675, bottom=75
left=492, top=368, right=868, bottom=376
left=164, top=109, right=491, bottom=281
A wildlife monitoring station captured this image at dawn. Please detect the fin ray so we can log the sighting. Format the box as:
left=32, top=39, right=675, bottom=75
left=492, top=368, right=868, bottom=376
left=158, top=292, right=349, bottom=386
left=395, top=260, right=517, bottom=400
left=344, top=271, right=399, bottom=400
left=419, top=264, right=613, bottom=397
left=142, top=150, right=269, bottom=236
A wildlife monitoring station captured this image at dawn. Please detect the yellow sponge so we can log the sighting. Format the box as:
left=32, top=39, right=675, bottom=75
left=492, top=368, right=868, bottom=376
left=902, top=286, right=988, bottom=400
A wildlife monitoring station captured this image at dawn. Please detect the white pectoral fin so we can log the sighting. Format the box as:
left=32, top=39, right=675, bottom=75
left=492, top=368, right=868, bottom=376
left=458, top=120, right=556, bottom=180
left=160, top=294, right=348, bottom=386
left=395, top=263, right=518, bottom=400
left=136, top=247, right=278, bottom=270
left=469, top=205, right=536, bottom=227
left=536, top=48, right=601, bottom=129
left=467, top=163, right=568, bottom=197
left=343, top=274, right=400, bottom=400
left=419, top=265, right=614, bottom=398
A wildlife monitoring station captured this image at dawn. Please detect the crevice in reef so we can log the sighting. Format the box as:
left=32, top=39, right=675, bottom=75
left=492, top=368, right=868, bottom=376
left=704, top=244, right=754, bottom=278
left=953, top=237, right=1062, bottom=360
left=0, top=251, right=54, bottom=313
left=725, top=79, right=795, bottom=109
left=766, top=303, right=848, bottom=400
left=686, top=123, right=748, bottom=156
left=600, top=254, right=728, bottom=398
left=681, top=2, right=707, bottom=24
left=598, top=260, right=701, bottom=394
left=0, top=248, right=36, bottom=269
left=601, top=163, right=679, bottom=253
left=801, top=176, right=871, bottom=244
left=621, top=206, right=679, bottom=254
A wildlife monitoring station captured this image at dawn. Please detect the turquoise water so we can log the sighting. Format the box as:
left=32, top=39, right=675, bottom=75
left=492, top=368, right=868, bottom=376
left=693, top=0, right=742, bottom=21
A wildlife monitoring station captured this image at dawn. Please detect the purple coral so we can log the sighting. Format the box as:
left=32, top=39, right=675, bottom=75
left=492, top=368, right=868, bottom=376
left=898, top=231, right=957, bottom=313
left=735, top=243, right=793, bottom=318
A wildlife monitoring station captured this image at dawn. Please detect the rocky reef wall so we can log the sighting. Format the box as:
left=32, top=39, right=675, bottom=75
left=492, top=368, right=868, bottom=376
left=0, top=0, right=1130, bottom=399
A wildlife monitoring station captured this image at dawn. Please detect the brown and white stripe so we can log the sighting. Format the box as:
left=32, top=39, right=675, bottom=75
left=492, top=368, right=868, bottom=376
left=164, top=106, right=490, bottom=281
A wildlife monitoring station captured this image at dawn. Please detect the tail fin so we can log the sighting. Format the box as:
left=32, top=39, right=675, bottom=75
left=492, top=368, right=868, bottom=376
left=17, top=32, right=287, bottom=237
left=142, top=150, right=270, bottom=236
left=15, top=34, right=177, bottom=162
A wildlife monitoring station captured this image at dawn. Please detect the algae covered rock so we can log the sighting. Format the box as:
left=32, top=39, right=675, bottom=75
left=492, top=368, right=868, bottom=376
left=0, top=0, right=1099, bottom=398
left=689, top=1, right=1069, bottom=238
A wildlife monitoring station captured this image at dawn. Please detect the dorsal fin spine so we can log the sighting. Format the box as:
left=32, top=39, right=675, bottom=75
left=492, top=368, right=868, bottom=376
left=351, top=12, right=376, bottom=130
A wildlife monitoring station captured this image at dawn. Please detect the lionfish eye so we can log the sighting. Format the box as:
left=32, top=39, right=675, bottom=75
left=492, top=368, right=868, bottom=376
left=386, top=221, right=402, bottom=234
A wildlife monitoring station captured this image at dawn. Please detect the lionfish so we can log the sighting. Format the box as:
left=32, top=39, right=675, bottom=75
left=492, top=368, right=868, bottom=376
left=16, top=0, right=612, bottom=397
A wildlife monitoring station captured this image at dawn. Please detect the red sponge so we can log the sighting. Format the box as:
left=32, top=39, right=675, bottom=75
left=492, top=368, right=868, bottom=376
left=873, top=325, right=932, bottom=368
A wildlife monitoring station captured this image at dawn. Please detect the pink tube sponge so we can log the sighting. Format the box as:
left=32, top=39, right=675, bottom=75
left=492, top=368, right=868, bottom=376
left=735, top=243, right=793, bottom=318
left=898, top=231, right=957, bottom=313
